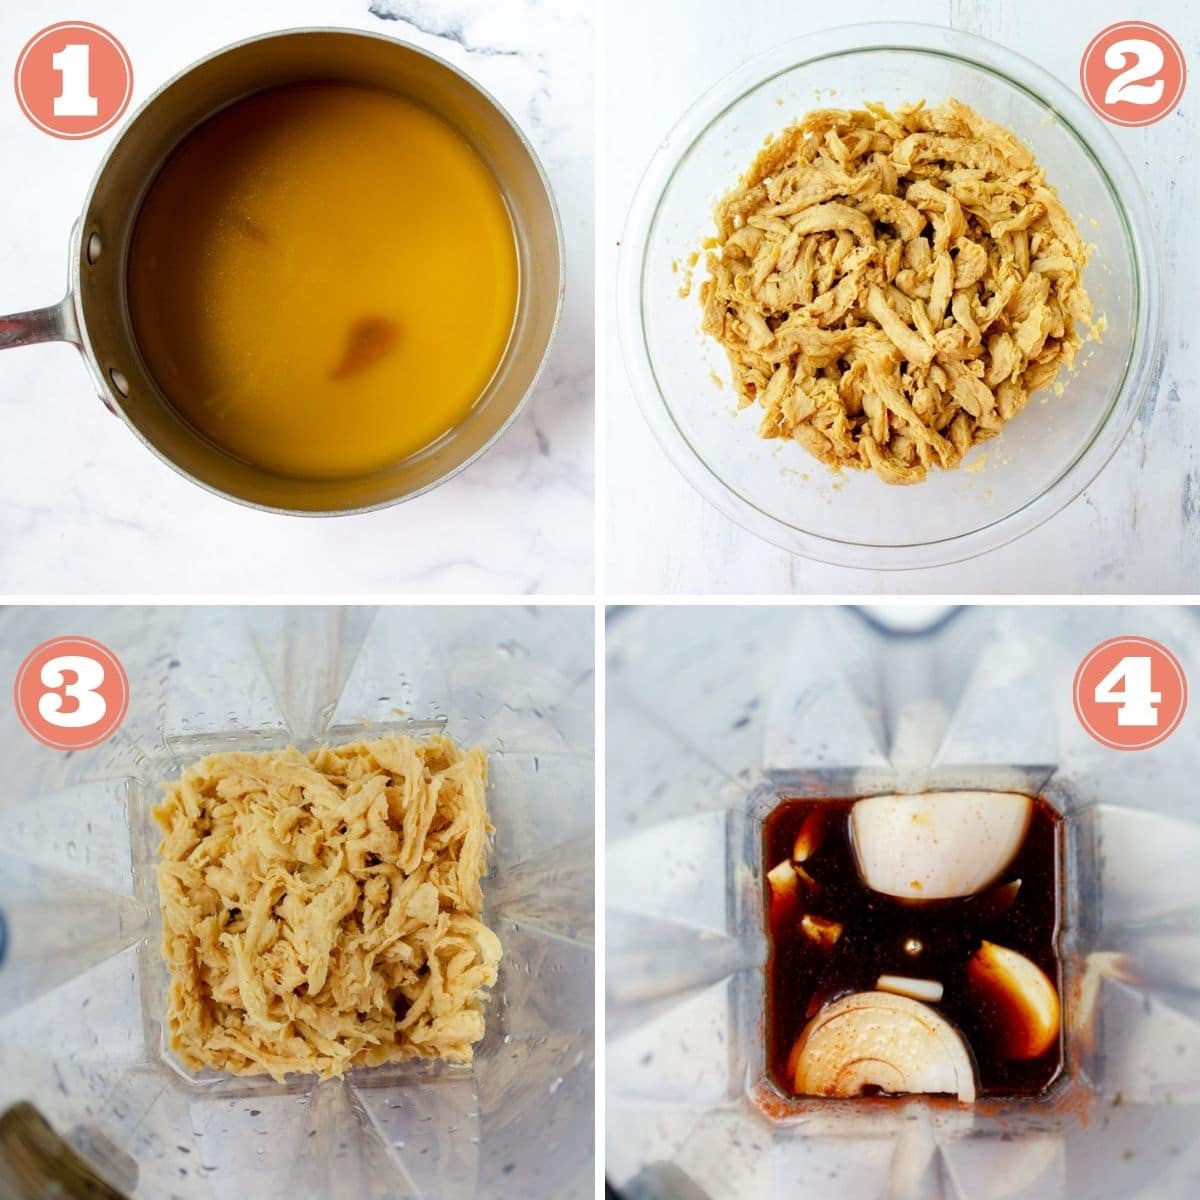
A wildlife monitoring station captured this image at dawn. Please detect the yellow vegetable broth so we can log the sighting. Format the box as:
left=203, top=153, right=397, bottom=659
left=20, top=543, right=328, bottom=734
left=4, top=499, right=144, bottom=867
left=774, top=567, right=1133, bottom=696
left=127, top=83, right=518, bottom=479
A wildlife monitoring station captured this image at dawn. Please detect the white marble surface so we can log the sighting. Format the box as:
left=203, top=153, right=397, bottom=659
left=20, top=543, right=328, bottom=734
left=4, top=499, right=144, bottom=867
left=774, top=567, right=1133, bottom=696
left=0, top=0, right=592, bottom=595
left=605, top=0, right=1199, bottom=595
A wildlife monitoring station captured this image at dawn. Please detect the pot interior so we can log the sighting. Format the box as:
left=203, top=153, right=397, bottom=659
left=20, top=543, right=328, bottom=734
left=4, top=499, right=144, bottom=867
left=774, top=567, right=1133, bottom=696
left=77, top=29, right=561, bottom=513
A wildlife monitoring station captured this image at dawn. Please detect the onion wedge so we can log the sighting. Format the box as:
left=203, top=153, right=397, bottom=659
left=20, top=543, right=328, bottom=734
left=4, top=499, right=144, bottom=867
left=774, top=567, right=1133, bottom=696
left=850, top=791, right=1031, bottom=900
left=967, top=941, right=1060, bottom=1059
left=788, top=990, right=976, bottom=1101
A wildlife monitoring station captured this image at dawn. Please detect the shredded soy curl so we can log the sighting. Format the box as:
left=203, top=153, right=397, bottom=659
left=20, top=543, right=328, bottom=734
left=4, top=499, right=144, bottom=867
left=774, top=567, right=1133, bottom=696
left=154, top=735, right=500, bottom=1081
left=700, top=99, right=1100, bottom=484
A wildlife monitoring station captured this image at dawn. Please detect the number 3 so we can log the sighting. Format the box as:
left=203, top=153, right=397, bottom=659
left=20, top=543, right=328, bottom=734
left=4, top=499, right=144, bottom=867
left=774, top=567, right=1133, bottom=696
left=1094, top=655, right=1162, bottom=726
left=38, top=655, right=107, bottom=728
left=1104, top=38, right=1166, bottom=106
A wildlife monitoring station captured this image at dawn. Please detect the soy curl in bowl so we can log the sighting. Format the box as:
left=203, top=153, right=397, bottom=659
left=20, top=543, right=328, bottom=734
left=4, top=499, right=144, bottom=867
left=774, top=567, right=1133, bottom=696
left=619, top=23, right=1161, bottom=570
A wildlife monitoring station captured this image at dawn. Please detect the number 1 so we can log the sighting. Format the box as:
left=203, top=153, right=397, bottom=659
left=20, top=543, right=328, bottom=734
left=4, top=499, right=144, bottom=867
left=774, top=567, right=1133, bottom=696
left=51, top=43, right=99, bottom=117
left=1094, top=655, right=1162, bottom=726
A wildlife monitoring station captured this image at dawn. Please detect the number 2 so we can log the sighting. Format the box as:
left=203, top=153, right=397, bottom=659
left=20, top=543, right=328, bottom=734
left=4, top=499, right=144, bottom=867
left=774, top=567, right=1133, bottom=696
left=1104, top=38, right=1166, bottom=106
left=51, top=43, right=99, bottom=117
left=38, top=654, right=107, bottom=728
left=1094, top=655, right=1162, bottom=727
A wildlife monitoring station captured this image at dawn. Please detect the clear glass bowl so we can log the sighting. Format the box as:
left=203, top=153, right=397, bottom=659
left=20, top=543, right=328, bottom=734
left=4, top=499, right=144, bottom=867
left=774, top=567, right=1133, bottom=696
left=618, top=23, right=1162, bottom=570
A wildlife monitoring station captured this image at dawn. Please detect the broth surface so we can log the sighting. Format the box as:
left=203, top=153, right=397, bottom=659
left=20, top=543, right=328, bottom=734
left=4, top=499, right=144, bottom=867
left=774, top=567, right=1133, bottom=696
left=128, top=82, right=518, bottom=479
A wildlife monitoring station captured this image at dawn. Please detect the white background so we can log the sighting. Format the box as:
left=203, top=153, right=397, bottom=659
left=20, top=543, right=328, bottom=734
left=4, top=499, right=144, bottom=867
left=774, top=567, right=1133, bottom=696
left=0, top=0, right=593, bottom=595
left=605, top=0, right=1199, bottom=595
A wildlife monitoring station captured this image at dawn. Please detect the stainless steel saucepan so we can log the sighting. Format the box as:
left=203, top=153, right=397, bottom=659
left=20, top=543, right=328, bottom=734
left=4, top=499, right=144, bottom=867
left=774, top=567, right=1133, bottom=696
left=0, top=28, right=563, bottom=514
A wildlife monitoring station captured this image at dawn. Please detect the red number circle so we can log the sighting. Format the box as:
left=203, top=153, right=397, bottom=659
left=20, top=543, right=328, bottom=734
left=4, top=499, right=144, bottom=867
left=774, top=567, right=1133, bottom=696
left=1080, top=21, right=1186, bottom=128
left=1073, top=636, right=1187, bottom=751
left=13, top=636, right=130, bottom=750
left=13, top=21, right=133, bottom=140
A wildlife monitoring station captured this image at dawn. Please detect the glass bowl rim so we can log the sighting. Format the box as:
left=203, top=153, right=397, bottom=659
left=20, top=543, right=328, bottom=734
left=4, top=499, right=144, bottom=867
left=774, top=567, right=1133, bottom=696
left=617, top=21, right=1164, bottom=572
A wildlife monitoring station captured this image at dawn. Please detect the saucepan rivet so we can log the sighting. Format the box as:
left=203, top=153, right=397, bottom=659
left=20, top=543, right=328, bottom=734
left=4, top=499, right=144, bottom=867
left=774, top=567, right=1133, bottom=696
left=86, top=233, right=102, bottom=265
left=109, top=368, right=129, bottom=397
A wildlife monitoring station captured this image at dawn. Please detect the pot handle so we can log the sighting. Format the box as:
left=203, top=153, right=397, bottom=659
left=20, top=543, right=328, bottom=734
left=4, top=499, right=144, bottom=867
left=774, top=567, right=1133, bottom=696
left=0, top=295, right=80, bottom=351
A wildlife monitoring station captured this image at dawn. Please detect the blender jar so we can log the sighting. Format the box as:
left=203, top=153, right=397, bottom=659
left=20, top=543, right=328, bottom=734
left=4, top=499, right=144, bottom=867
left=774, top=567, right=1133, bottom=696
left=0, top=605, right=594, bottom=1199
left=606, top=605, right=1200, bottom=1199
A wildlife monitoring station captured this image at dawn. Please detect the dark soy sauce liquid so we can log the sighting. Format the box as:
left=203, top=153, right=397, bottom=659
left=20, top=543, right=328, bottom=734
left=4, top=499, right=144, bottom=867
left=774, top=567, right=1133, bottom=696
left=764, top=795, right=1063, bottom=1098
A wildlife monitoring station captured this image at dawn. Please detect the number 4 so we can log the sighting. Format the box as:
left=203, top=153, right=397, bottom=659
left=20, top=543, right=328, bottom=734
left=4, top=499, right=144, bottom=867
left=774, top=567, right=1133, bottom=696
left=1094, top=655, right=1162, bottom=726
left=51, top=43, right=99, bottom=117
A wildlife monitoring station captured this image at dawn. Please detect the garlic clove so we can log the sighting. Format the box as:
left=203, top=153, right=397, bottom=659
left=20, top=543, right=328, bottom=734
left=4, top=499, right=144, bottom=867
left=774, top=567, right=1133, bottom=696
left=788, top=990, right=976, bottom=1102
left=973, top=878, right=1022, bottom=925
left=792, top=811, right=826, bottom=863
left=967, top=941, right=1060, bottom=1060
left=767, top=859, right=799, bottom=925
left=800, top=914, right=843, bottom=948
left=876, top=974, right=944, bottom=1003
left=850, top=791, right=1032, bottom=900
left=767, top=859, right=796, bottom=892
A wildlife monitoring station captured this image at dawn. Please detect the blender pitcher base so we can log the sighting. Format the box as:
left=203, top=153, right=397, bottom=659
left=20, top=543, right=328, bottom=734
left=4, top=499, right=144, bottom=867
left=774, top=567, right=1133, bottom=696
left=607, top=605, right=1200, bottom=1200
